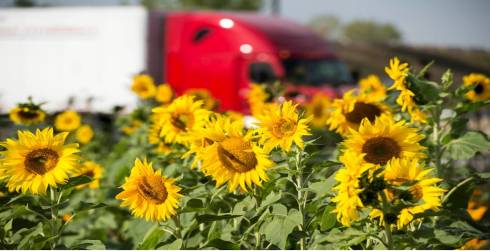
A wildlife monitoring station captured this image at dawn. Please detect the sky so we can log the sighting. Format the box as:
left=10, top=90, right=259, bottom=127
left=1, top=0, right=489, bottom=49
left=272, top=0, right=490, bottom=49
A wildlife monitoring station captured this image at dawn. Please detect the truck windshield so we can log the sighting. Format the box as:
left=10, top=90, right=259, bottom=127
left=282, top=59, right=352, bottom=86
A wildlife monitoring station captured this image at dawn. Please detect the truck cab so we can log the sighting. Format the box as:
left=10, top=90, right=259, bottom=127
left=148, top=11, right=352, bottom=112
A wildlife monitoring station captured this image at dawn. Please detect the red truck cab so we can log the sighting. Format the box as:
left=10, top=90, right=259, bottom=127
left=148, top=11, right=352, bottom=112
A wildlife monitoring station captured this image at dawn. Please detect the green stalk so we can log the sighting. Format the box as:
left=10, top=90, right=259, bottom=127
left=380, top=192, right=394, bottom=250
left=49, top=187, right=59, bottom=249
left=294, top=148, right=306, bottom=250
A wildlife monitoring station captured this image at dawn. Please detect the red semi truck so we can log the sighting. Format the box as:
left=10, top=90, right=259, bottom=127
left=147, top=11, right=352, bottom=112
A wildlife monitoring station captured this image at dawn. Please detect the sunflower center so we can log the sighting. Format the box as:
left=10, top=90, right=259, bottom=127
left=474, top=83, right=484, bottom=94
left=24, top=148, right=59, bottom=175
left=137, top=176, right=168, bottom=204
left=82, top=170, right=95, bottom=178
left=170, top=112, right=194, bottom=132
left=18, top=109, right=41, bottom=119
left=313, top=104, right=324, bottom=118
left=271, top=118, right=297, bottom=138
left=362, top=137, right=401, bottom=165
left=345, top=102, right=382, bottom=124
left=217, top=137, right=258, bottom=173
left=408, top=185, right=423, bottom=201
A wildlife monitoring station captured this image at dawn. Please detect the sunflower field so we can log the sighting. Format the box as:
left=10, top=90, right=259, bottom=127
left=0, top=58, right=489, bottom=250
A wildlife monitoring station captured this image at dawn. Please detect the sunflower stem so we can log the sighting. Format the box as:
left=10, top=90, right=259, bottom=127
left=293, top=147, right=306, bottom=250
left=49, top=187, right=59, bottom=249
left=380, top=192, right=394, bottom=250
left=172, top=214, right=184, bottom=248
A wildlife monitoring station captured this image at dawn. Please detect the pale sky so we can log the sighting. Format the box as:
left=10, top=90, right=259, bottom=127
left=271, top=0, right=490, bottom=49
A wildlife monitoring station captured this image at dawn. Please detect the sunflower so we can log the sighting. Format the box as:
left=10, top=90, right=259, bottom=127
left=359, top=74, right=387, bottom=101
left=76, top=161, right=103, bottom=189
left=148, top=114, right=173, bottom=154
left=332, top=151, right=380, bottom=226
left=156, top=84, right=174, bottom=104
left=247, top=83, right=276, bottom=117
left=343, top=115, right=426, bottom=168
left=304, top=93, right=331, bottom=128
left=152, top=95, right=210, bottom=145
left=0, top=128, right=79, bottom=195
left=9, top=102, right=46, bottom=126
left=326, top=90, right=390, bottom=135
left=385, top=57, right=427, bottom=124
left=370, top=158, right=445, bottom=229
left=115, top=158, right=182, bottom=222
left=76, top=124, right=94, bottom=144
left=121, top=119, right=143, bottom=135
left=463, top=73, right=490, bottom=102
left=256, top=101, right=311, bottom=152
left=193, top=117, right=274, bottom=192
left=55, top=110, right=81, bottom=132
left=131, top=74, right=156, bottom=99
left=224, top=110, right=245, bottom=123
left=185, top=88, right=219, bottom=110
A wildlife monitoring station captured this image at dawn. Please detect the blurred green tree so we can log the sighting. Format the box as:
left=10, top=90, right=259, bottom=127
left=342, top=20, right=402, bottom=44
left=307, top=15, right=341, bottom=40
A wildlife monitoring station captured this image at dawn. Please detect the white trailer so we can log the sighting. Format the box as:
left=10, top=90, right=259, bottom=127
left=0, top=6, right=147, bottom=112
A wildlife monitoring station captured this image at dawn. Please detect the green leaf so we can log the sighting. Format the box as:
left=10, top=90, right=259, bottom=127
left=204, top=238, right=240, bottom=250
left=77, top=202, right=106, bottom=212
left=61, top=175, right=93, bottom=189
left=70, top=240, right=106, bottom=250
left=309, top=172, right=337, bottom=199
left=196, top=214, right=242, bottom=223
left=320, top=206, right=336, bottom=231
left=406, top=73, right=441, bottom=105
left=434, top=229, right=461, bottom=246
left=158, top=238, right=182, bottom=250
left=259, top=191, right=282, bottom=210
left=138, top=226, right=165, bottom=249
left=476, top=172, right=490, bottom=179
left=445, top=131, right=490, bottom=160
left=186, top=199, right=204, bottom=209
left=441, top=69, right=453, bottom=89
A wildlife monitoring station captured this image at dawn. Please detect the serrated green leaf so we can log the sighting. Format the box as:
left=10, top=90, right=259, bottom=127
left=61, top=175, right=93, bottom=190
left=258, top=191, right=281, bottom=210
left=158, top=238, right=182, bottom=250
left=70, top=239, right=106, bottom=250
left=186, top=198, right=204, bottom=209
left=445, top=131, right=490, bottom=160
left=196, top=214, right=242, bottom=223
left=204, top=238, right=240, bottom=250
left=320, top=206, right=336, bottom=231
left=138, top=226, right=165, bottom=250
left=434, top=229, right=461, bottom=246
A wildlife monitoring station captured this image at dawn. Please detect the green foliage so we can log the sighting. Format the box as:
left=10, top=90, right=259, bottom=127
left=343, top=19, right=402, bottom=44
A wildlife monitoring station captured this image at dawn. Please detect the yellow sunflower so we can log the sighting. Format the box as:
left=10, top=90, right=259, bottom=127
left=121, top=119, right=143, bottom=135
left=193, top=117, right=274, bottom=192
left=131, top=74, right=156, bottom=99
left=385, top=57, right=427, bottom=124
left=9, top=103, right=46, bottom=126
left=115, top=158, right=182, bottom=222
left=152, top=95, right=210, bottom=145
left=247, top=83, right=276, bottom=117
left=185, top=88, right=219, bottom=110
left=156, top=84, right=174, bottom=104
left=343, top=115, right=426, bottom=168
left=148, top=114, right=173, bottom=154
left=0, top=128, right=79, bottom=195
left=76, top=161, right=103, bottom=189
left=463, top=73, right=490, bottom=102
left=224, top=110, right=245, bottom=123
left=359, top=74, right=387, bottom=101
left=370, top=158, right=445, bottom=229
left=304, top=93, right=331, bottom=128
left=256, top=101, right=311, bottom=152
left=332, top=151, right=379, bottom=226
left=326, top=90, right=390, bottom=135
left=76, top=124, right=94, bottom=144
left=55, top=110, right=81, bottom=132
